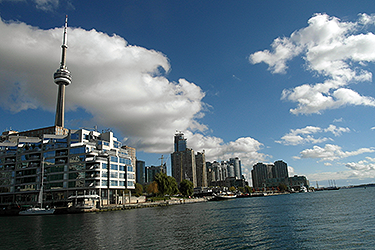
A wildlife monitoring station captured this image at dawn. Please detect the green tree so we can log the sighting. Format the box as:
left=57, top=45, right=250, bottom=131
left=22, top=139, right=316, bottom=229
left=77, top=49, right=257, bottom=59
left=278, top=183, right=287, bottom=192
left=135, top=183, right=143, bottom=196
left=154, top=173, right=179, bottom=196
left=146, top=181, right=158, bottom=196
left=179, top=179, right=194, bottom=197
left=245, top=185, right=252, bottom=193
left=229, top=186, right=236, bottom=193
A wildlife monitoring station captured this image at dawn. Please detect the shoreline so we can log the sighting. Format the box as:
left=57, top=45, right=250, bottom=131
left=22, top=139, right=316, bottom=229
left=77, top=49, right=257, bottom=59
left=61, top=197, right=211, bottom=214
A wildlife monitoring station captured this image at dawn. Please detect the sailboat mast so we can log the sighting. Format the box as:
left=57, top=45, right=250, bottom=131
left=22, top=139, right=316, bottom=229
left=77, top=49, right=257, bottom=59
left=38, top=158, right=45, bottom=207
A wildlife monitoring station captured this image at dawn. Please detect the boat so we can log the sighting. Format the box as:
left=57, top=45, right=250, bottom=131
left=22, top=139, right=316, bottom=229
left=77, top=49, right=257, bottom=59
left=68, top=194, right=100, bottom=210
left=300, top=185, right=308, bottom=193
left=212, top=192, right=237, bottom=201
left=19, top=159, right=55, bottom=215
left=19, top=207, right=55, bottom=215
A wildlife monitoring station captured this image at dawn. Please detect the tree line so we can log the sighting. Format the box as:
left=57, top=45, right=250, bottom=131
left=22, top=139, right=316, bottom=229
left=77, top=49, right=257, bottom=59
left=134, top=173, right=194, bottom=197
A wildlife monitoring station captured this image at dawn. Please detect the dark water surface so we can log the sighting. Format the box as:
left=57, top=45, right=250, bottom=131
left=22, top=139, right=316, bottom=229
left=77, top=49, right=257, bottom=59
left=1, top=187, right=374, bottom=249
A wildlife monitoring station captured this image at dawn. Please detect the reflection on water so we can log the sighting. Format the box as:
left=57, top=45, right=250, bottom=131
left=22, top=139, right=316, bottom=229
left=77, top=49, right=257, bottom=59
left=1, top=187, right=375, bottom=249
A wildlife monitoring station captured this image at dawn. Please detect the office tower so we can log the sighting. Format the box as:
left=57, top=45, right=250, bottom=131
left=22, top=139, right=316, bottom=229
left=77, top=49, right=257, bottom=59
left=174, top=132, right=187, bottom=152
left=136, top=160, right=146, bottom=185
left=171, top=148, right=197, bottom=187
left=251, top=162, right=269, bottom=189
left=195, top=151, right=207, bottom=187
left=229, top=157, right=242, bottom=179
left=273, top=160, right=289, bottom=179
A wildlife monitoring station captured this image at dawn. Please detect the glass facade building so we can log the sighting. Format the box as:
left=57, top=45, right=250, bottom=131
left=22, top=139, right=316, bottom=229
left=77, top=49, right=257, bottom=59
left=0, top=128, right=135, bottom=208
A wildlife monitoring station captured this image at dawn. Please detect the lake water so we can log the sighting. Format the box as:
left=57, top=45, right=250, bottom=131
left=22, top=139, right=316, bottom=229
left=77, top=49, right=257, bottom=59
left=1, top=187, right=374, bottom=249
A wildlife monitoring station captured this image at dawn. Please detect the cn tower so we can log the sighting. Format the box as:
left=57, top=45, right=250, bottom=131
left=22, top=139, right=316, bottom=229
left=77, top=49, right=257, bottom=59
left=54, top=16, right=72, bottom=127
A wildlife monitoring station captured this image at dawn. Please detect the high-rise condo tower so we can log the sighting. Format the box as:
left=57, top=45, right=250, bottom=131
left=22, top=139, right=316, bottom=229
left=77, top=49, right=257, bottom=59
left=54, top=16, right=72, bottom=127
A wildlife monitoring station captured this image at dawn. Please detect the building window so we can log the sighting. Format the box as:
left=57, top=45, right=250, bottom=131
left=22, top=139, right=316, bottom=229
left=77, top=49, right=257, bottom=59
left=43, top=151, right=55, bottom=158
left=69, top=163, right=85, bottom=171
left=70, top=146, right=85, bottom=155
left=70, top=155, right=85, bottom=163
left=48, top=174, right=64, bottom=181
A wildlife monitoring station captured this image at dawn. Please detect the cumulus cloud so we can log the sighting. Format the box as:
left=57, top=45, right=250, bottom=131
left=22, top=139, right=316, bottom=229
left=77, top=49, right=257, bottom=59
left=296, top=144, right=374, bottom=161
left=34, top=0, right=59, bottom=11
left=0, top=0, right=60, bottom=11
left=251, top=13, right=375, bottom=114
left=276, top=124, right=349, bottom=145
left=308, top=156, right=375, bottom=182
left=0, top=17, right=266, bottom=168
left=186, top=132, right=269, bottom=166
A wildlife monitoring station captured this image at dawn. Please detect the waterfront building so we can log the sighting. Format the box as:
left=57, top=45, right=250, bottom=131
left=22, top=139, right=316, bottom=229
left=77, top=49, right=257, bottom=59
left=273, top=160, right=288, bottom=179
left=251, top=160, right=305, bottom=191
left=289, top=175, right=310, bottom=190
left=251, top=163, right=268, bottom=190
left=0, top=129, right=135, bottom=207
left=123, top=146, right=136, bottom=171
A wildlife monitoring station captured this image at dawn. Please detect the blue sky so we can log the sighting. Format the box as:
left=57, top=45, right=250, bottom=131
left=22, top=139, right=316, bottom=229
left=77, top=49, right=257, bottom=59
left=1, top=0, right=375, bottom=187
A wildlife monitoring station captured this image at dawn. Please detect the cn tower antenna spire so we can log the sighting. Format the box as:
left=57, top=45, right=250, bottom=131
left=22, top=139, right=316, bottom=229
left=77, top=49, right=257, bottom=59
left=54, top=15, right=72, bottom=128
left=60, top=15, right=68, bottom=69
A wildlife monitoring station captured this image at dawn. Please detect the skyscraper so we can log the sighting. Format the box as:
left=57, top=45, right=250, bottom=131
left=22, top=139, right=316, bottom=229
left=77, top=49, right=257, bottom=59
left=251, top=160, right=289, bottom=190
left=54, top=16, right=72, bottom=128
left=171, top=132, right=207, bottom=187
left=273, top=160, right=288, bottom=179
left=174, top=132, right=187, bottom=152
left=229, top=157, right=242, bottom=179
left=195, top=151, right=207, bottom=187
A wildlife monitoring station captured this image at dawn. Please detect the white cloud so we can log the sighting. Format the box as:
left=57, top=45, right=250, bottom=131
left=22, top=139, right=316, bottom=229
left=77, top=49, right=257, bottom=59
left=324, top=124, right=350, bottom=136
left=297, top=144, right=374, bottom=161
left=34, top=0, right=58, bottom=11
left=308, top=156, right=375, bottom=183
left=250, top=37, right=302, bottom=74
left=288, top=166, right=296, bottom=176
left=333, top=118, right=343, bottom=123
left=0, top=0, right=59, bottom=11
left=187, top=132, right=269, bottom=166
left=0, top=17, right=266, bottom=169
left=277, top=124, right=349, bottom=145
left=251, top=13, right=375, bottom=114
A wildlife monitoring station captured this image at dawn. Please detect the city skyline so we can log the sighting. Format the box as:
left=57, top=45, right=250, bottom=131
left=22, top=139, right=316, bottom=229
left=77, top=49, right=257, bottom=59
left=1, top=1, right=375, bottom=187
